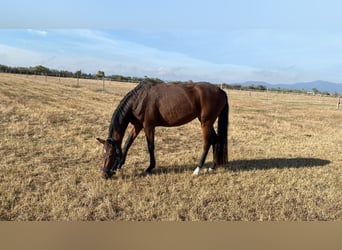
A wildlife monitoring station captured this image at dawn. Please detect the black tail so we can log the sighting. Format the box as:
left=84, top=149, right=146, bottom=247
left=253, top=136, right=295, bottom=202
left=213, top=95, right=229, bottom=165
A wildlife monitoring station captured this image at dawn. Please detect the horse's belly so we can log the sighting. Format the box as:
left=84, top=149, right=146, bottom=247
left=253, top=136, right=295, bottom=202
left=158, top=103, right=197, bottom=126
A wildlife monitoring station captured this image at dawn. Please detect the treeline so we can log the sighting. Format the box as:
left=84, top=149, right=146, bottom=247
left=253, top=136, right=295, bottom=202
left=0, top=64, right=145, bottom=83
left=222, top=83, right=267, bottom=91
left=221, top=83, right=338, bottom=97
left=0, top=64, right=66, bottom=76
left=1, top=64, right=339, bottom=96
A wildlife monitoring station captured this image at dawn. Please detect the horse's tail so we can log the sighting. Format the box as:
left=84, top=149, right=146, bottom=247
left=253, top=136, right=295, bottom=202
left=213, top=93, right=229, bottom=165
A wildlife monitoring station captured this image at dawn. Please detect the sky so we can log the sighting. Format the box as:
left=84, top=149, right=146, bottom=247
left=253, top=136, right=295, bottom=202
left=1, top=0, right=342, bottom=84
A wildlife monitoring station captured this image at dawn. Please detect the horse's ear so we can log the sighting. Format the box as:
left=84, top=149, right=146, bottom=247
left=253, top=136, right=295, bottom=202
left=96, top=138, right=106, bottom=144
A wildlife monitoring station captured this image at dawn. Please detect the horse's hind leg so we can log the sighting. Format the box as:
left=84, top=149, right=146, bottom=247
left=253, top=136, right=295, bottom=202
left=193, top=123, right=215, bottom=175
left=209, top=128, right=218, bottom=171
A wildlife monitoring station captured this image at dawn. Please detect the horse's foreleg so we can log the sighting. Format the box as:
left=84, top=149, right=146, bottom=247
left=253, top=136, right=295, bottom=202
left=119, top=124, right=142, bottom=169
left=144, top=126, right=156, bottom=174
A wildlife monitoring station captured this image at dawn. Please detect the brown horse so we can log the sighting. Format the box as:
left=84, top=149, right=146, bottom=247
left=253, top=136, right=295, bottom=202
left=96, top=79, right=229, bottom=179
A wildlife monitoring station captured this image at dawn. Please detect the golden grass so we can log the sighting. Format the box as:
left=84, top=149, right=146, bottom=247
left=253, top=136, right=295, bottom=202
left=0, top=73, right=341, bottom=220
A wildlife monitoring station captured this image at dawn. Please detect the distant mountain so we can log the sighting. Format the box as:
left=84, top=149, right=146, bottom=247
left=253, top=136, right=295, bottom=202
left=240, top=80, right=342, bottom=95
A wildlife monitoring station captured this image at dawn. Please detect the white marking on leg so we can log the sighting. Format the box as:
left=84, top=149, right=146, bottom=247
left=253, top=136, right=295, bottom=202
left=192, top=166, right=201, bottom=176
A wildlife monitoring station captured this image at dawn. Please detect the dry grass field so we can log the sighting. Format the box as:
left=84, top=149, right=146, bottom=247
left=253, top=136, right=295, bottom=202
left=0, top=73, right=341, bottom=221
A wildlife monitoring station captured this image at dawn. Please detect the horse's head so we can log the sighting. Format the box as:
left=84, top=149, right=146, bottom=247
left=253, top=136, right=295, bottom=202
left=96, top=138, right=122, bottom=179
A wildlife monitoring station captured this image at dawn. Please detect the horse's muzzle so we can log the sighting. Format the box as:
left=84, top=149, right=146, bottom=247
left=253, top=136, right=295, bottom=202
left=100, top=167, right=115, bottom=179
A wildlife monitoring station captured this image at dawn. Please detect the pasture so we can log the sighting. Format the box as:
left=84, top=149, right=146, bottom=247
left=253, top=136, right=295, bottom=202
left=0, top=73, right=341, bottom=220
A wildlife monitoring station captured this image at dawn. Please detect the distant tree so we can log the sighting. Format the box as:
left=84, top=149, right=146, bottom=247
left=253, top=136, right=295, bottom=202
left=33, top=65, right=50, bottom=75
left=131, top=77, right=140, bottom=83
left=0, top=64, right=9, bottom=72
left=60, top=70, right=74, bottom=78
left=246, top=85, right=256, bottom=91
left=75, top=70, right=82, bottom=78
left=96, top=70, right=105, bottom=79
left=231, top=84, right=242, bottom=90
left=111, top=75, right=121, bottom=81
left=312, top=88, right=320, bottom=95
left=255, top=85, right=267, bottom=91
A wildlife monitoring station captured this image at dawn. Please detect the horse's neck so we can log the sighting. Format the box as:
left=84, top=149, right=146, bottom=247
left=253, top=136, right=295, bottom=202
left=109, top=84, right=145, bottom=141
left=113, top=120, right=129, bottom=141
left=109, top=109, right=131, bottom=142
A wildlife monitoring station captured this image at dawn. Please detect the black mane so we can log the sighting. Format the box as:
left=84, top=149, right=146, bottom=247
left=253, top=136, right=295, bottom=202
left=107, top=80, right=161, bottom=138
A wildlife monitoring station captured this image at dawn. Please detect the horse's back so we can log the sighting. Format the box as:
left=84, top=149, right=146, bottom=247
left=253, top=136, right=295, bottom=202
left=142, top=82, right=226, bottom=126
left=146, top=83, right=199, bottom=126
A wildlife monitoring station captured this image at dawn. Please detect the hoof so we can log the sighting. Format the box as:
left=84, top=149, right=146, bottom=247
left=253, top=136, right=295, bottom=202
left=208, top=167, right=215, bottom=173
left=192, top=166, right=201, bottom=176
left=143, top=168, right=154, bottom=176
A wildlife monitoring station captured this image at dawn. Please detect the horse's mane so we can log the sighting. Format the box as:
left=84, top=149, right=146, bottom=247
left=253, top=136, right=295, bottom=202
left=108, top=79, right=162, bottom=138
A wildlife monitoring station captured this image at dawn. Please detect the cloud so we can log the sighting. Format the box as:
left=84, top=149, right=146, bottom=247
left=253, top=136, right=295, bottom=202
left=0, top=42, right=308, bottom=83
left=2, top=29, right=342, bottom=84
left=0, top=44, right=45, bottom=65
left=27, top=29, right=48, bottom=36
